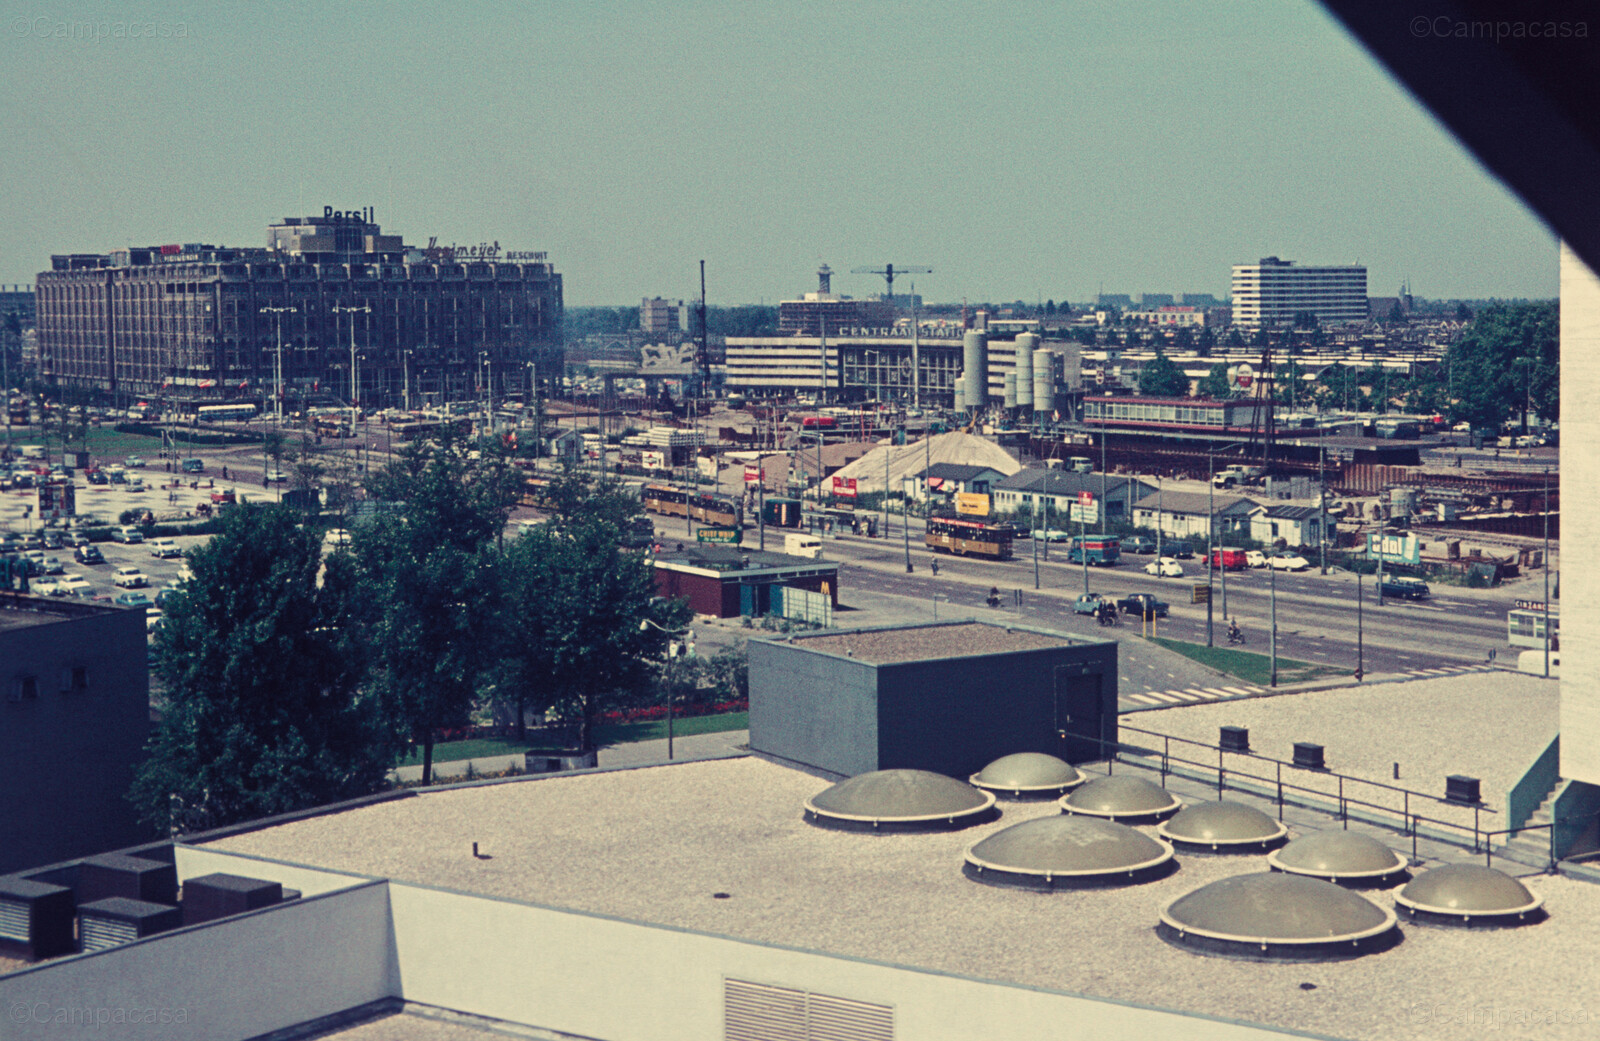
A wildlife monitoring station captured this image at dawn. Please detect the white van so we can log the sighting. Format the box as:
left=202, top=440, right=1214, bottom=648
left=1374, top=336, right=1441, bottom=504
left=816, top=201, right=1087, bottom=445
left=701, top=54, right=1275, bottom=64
left=784, top=533, right=823, bottom=559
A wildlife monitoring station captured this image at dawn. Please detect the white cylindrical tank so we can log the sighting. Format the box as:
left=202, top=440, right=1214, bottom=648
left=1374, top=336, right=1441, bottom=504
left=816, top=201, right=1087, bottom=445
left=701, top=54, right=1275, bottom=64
left=955, top=383, right=966, bottom=412
left=963, top=331, right=988, bottom=411
left=1033, top=351, right=1055, bottom=414
left=1016, top=333, right=1035, bottom=407
left=1003, top=373, right=1017, bottom=409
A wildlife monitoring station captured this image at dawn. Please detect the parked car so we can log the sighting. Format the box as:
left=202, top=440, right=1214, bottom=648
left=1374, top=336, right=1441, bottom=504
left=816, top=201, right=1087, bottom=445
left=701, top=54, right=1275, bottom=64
left=1144, top=556, right=1184, bottom=578
left=1072, top=593, right=1110, bottom=616
left=1245, top=550, right=1268, bottom=568
left=86, top=469, right=109, bottom=485
left=1122, top=536, right=1156, bottom=555
left=29, top=578, right=62, bottom=596
left=65, top=531, right=92, bottom=547
left=112, top=567, right=149, bottom=588
left=265, top=468, right=288, bottom=483
left=114, top=591, right=153, bottom=608
left=111, top=526, right=145, bottom=544
left=1210, top=548, right=1249, bottom=570
left=57, top=574, right=93, bottom=596
left=1117, top=592, right=1169, bottom=618
left=40, top=530, right=63, bottom=549
left=147, top=538, right=183, bottom=559
left=40, top=556, right=65, bottom=574
left=1268, top=554, right=1311, bottom=571
left=74, top=544, right=105, bottom=565
left=1379, top=576, right=1431, bottom=600
left=124, top=455, right=146, bottom=468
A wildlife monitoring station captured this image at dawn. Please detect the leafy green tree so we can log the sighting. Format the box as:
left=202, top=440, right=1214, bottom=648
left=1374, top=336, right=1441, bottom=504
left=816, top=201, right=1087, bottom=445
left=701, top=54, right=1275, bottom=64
left=1443, top=302, right=1557, bottom=429
left=130, top=505, right=390, bottom=833
left=1196, top=325, right=1216, bottom=355
left=1226, top=328, right=1245, bottom=349
left=1138, top=350, right=1189, bottom=397
left=497, top=485, right=690, bottom=753
left=1199, top=362, right=1233, bottom=399
left=354, top=427, right=521, bottom=782
left=1173, top=326, right=1195, bottom=351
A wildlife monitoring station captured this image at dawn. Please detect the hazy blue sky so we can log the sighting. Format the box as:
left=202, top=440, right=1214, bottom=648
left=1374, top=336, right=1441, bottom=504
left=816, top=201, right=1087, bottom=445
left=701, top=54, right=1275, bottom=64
left=0, top=0, right=1558, bottom=306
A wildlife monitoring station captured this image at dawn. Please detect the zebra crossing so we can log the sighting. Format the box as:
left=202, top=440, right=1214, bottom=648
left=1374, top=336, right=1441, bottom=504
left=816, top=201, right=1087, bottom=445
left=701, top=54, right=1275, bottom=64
left=1398, top=664, right=1500, bottom=678
left=1123, top=685, right=1266, bottom=707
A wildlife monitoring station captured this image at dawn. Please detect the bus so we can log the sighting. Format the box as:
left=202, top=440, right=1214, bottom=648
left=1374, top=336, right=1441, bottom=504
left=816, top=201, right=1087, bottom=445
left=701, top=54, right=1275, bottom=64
left=925, top=515, right=1015, bottom=560
left=1507, top=607, right=1558, bottom=649
left=761, top=497, right=803, bottom=528
left=1067, top=535, right=1121, bottom=566
left=197, top=403, right=258, bottom=423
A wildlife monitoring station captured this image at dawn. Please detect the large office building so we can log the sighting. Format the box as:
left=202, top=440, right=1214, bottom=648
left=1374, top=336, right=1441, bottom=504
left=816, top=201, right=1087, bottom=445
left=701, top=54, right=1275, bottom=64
left=1230, top=257, right=1368, bottom=328
left=777, top=266, right=898, bottom=336
left=33, top=209, right=563, bottom=408
left=723, top=328, right=1080, bottom=410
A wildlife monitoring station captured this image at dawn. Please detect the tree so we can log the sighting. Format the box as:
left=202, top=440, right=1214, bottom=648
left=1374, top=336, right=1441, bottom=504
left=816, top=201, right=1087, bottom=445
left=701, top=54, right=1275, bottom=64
left=353, top=427, right=521, bottom=782
left=1199, top=362, right=1233, bottom=400
left=1226, top=328, right=1245, bottom=349
left=1138, top=350, right=1189, bottom=397
left=1172, top=326, right=1195, bottom=352
left=1444, top=301, right=1558, bottom=429
left=496, top=479, right=690, bottom=753
left=1196, top=325, right=1216, bottom=355
left=130, top=504, right=391, bottom=833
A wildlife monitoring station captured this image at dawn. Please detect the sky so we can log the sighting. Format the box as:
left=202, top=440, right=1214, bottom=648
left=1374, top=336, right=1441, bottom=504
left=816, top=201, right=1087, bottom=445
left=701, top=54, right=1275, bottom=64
left=0, top=0, right=1559, bottom=307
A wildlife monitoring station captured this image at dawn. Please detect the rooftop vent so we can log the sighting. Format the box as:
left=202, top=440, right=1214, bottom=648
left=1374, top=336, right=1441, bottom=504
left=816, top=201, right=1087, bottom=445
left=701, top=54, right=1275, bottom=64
left=1219, top=726, right=1250, bottom=753
left=1157, top=801, right=1289, bottom=854
left=1292, top=742, right=1326, bottom=771
left=1394, top=864, right=1546, bottom=928
left=969, top=752, right=1086, bottom=801
left=1158, top=872, right=1401, bottom=961
left=804, top=769, right=998, bottom=833
left=1444, top=775, right=1481, bottom=805
left=77, top=897, right=181, bottom=952
left=1059, top=775, right=1182, bottom=824
left=1267, top=831, right=1409, bottom=888
left=0, top=877, right=75, bottom=959
left=964, top=816, right=1176, bottom=890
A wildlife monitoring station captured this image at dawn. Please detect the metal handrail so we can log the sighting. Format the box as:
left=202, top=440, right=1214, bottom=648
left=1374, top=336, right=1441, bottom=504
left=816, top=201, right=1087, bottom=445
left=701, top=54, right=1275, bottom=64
left=1102, top=724, right=1502, bottom=857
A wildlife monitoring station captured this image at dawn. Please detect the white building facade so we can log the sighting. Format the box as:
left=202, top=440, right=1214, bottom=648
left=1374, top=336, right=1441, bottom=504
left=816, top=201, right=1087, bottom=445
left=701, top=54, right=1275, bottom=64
left=1230, top=257, right=1367, bottom=328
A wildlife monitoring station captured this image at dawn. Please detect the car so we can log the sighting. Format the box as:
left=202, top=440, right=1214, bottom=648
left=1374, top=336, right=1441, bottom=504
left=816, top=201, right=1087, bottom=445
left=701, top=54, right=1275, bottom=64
left=1379, top=576, right=1431, bottom=600
left=1144, top=556, right=1184, bottom=578
left=125, top=455, right=146, bottom=468
left=86, top=469, right=109, bottom=485
left=265, top=468, right=288, bottom=483
left=1116, top=592, right=1169, bottom=618
left=29, top=578, right=62, bottom=596
left=1268, top=554, right=1311, bottom=571
left=112, top=567, right=149, bottom=588
left=1245, top=550, right=1268, bottom=568
left=57, top=574, right=93, bottom=596
left=65, top=530, right=91, bottom=547
left=74, top=544, right=105, bottom=565
left=145, top=608, right=164, bottom=633
left=111, top=526, right=145, bottom=544
left=114, top=591, right=153, bottom=608
left=40, top=530, right=63, bottom=549
left=148, top=538, right=183, bottom=559
left=109, top=470, right=128, bottom=484
left=126, top=478, right=146, bottom=493
left=40, top=556, right=65, bottom=575
left=154, top=586, right=183, bottom=608
left=1122, top=536, right=1156, bottom=554
left=1072, top=593, right=1109, bottom=616
left=18, top=533, right=43, bottom=551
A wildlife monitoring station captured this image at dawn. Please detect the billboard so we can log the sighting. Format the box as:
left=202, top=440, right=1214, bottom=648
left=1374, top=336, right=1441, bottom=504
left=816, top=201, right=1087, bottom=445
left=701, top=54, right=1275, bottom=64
left=1068, top=502, right=1099, bottom=524
left=696, top=526, right=742, bottom=545
left=642, top=450, right=666, bottom=470
left=1367, top=531, right=1421, bottom=565
left=744, top=465, right=763, bottom=484
left=831, top=476, right=858, bottom=499
left=956, top=492, right=990, bottom=516
left=38, top=481, right=75, bottom=521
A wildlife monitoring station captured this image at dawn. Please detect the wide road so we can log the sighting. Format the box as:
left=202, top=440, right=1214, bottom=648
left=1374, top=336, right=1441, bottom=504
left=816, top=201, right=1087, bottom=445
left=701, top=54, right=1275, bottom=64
left=746, top=519, right=1530, bottom=679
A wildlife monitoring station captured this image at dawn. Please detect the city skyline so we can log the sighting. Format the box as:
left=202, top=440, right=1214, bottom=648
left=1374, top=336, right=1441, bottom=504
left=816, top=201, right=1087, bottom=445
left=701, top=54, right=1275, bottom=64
left=0, top=1, right=1558, bottom=307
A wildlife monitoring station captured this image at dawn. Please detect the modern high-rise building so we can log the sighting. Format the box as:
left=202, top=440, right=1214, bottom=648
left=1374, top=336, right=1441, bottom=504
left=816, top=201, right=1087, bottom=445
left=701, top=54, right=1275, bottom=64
left=33, top=209, right=563, bottom=408
left=777, top=265, right=897, bottom=336
left=639, top=296, right=687, bottom=335
left=1229, top=257, right=1368, bottom=327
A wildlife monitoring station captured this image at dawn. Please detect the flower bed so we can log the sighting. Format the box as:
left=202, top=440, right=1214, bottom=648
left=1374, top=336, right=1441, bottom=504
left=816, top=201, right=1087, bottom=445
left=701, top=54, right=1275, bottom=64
left=601, top=699, right=748, bottom=725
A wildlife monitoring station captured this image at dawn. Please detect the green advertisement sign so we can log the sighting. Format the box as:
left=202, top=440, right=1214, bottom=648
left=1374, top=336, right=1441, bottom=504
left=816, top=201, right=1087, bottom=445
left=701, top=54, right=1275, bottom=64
left=1367, top=531, right=1421, bottom=565
left=696, top=526, right=743, bottom=545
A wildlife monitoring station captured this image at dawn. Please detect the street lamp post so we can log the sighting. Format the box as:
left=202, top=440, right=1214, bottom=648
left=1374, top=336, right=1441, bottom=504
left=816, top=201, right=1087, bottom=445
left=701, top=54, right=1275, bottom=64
left=333, top=305, right=370, bottom=422
left=1207, top=441, right=1248, bottom=647
left=259, top=306, right=297, bottom=428
left=1269, top=556, right=1278, bottom=687
left=902, top=476, right=914, bottom=573
left=640, top=619, right=695, bottom=761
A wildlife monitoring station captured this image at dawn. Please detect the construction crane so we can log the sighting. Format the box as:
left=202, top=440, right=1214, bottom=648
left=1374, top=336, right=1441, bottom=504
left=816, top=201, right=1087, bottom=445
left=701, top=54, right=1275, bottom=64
left=851, top=263, right=932, bottom=301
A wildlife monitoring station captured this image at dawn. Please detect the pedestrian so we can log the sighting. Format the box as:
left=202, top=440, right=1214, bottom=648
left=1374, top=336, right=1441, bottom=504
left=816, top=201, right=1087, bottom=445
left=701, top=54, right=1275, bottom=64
left=222, top=465, right=228, bottom=480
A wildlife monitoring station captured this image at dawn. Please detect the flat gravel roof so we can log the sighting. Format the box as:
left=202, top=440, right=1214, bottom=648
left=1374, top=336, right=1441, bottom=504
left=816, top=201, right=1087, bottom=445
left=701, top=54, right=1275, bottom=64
left=210, top=700, right=1598, bottom=1041
left=793, top=621, right=1073, bottom=664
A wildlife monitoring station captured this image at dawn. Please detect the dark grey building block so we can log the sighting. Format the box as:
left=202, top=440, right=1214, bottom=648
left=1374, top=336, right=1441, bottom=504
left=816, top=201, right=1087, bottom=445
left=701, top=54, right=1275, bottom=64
left=78, top=853, right=179, bottom=906
left=181, top=873, right=284, bottom=926
left=0, top=875, right=76, bottom=959
left=77, top=897, right=182, bottom=951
